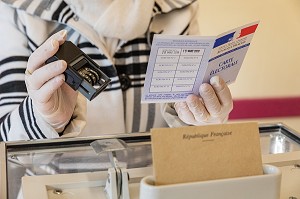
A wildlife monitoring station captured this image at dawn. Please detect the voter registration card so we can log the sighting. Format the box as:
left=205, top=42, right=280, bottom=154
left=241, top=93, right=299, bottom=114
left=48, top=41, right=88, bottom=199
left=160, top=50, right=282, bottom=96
left=141, top=21, right=259, bottom=103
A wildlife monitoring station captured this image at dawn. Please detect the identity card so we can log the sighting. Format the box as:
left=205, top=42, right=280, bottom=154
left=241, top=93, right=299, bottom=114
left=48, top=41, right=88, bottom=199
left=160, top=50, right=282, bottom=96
left=141, top=21, right=259, bottom=103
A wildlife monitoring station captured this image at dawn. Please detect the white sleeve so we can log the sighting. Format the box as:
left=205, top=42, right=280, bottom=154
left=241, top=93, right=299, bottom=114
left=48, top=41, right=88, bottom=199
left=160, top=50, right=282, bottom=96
left=160, top=103, right=189, bottom=128
left=0, top=3, right=86, bottom=141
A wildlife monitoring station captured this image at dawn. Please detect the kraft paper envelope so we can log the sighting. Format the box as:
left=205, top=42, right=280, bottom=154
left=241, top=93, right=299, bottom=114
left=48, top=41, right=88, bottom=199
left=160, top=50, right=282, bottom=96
left=151, top=122, right=263, bottom=185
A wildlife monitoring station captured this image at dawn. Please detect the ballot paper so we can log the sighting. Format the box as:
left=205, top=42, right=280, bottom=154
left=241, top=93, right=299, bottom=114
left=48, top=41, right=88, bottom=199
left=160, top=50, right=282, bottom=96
left=142, top=21, right=259, bottom=103
left=151, top=122, right=263, bottom=185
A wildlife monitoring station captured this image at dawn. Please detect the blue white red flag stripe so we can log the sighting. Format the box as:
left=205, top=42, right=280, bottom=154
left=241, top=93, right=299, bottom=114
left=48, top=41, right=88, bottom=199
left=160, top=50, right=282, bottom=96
left=213, top=23, right=258, bottom=48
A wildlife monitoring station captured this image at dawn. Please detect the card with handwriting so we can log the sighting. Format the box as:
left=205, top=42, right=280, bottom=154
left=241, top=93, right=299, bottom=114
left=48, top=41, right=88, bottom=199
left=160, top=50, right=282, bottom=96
left=151, top=122, right=263, bottom=185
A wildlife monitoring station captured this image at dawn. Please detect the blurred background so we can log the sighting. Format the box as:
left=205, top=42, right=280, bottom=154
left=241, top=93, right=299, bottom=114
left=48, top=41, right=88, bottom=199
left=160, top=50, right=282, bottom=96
left=197, top=0, right=300, bottom=131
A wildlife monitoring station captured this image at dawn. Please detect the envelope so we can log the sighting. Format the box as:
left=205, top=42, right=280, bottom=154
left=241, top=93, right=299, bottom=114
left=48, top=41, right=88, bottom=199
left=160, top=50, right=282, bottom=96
left=151, top=122, right=263, bottom=185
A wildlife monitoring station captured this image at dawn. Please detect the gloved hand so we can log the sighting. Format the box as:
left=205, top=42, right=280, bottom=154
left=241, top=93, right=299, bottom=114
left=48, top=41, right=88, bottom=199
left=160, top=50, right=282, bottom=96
left=174, top=76, right=233, bottom=125
left=25, top=30, right=78, bottom=132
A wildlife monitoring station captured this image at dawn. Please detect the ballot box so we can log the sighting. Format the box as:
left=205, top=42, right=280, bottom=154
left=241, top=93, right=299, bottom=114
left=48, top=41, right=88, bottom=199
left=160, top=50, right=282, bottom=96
left=1, top=123, right=300, bottom=199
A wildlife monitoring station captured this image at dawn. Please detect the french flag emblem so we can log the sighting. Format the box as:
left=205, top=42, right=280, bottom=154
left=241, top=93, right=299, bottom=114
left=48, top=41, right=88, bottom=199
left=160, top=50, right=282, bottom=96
left=213, top=23, right=258, bottom=48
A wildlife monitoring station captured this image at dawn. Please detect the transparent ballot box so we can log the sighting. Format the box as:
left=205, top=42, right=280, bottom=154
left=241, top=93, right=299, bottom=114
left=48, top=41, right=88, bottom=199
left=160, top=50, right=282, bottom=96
left=1, top=123, right=300, bottom=199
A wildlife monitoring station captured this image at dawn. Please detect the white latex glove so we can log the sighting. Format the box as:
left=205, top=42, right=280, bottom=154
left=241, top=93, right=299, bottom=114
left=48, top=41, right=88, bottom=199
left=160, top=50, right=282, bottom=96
left=174, top=76, right=233, bottom=125
left=25, top=30, right=78, bottom=132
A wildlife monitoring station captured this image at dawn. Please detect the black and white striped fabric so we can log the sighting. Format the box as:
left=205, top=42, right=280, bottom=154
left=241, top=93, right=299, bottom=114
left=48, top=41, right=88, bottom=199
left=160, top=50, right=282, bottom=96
left=0, top=0, right=199, bottom=141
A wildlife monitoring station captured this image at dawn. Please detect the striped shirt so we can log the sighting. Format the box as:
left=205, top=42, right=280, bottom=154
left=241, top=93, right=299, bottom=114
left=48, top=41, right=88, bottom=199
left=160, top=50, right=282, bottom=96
left=0, top=0, right=199, bottom=141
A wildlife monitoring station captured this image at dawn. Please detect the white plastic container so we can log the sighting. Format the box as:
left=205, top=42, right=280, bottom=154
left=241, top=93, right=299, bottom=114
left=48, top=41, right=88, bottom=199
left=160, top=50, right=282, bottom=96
left=139, top=164, right=281, bottom=199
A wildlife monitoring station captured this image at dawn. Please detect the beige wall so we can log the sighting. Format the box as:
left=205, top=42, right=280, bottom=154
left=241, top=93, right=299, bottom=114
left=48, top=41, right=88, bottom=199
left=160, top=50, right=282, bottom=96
left=197, top=0, right=300, bottom=98
left=197, top=0, right=300, bottom=131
